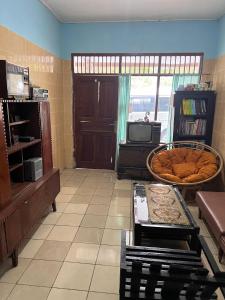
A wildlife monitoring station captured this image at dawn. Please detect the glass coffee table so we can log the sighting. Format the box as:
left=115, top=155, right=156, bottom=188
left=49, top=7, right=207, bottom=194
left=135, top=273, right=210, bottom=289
left=133, top=183, right=201, bottom=254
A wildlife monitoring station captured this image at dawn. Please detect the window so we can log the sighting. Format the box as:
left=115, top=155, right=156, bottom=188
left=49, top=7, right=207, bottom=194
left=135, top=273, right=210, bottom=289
left=129, top=76, right=157, bottom=122
left=72, top=53, right=203, bottom=76
left=73, top=53, right=203, bottom=142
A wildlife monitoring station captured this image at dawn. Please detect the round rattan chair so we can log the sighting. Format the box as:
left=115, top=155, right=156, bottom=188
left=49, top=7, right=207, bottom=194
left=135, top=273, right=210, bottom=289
left=146, top=141, right=223, bottom=188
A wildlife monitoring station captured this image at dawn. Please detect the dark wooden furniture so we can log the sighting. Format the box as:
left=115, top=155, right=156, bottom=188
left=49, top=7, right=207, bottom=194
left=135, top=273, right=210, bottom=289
left=120, top=231, right=225, bottom=300
left=133, top=183, right=201, bottom=253
left=73, top=75, right=118, bottom=169
left=0, top=100, right=60, bottom=267
left=173, top=90, right=216, bottom=145
left=117, top=143, right=159, bottom=180
left=196, top=191, right=225, bottom=262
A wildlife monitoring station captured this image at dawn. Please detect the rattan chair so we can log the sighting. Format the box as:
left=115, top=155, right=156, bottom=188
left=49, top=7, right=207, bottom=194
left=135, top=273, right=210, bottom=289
left=146, top=141, right=223, bottom=188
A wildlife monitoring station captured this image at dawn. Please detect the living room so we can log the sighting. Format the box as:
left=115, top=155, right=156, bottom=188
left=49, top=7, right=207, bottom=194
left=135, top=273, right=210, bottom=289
left=0, top=0, right=225, bottom=299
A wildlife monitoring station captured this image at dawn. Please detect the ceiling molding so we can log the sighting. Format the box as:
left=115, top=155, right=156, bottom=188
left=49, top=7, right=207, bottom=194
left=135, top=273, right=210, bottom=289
left=40, top=0, right=225, bottom=23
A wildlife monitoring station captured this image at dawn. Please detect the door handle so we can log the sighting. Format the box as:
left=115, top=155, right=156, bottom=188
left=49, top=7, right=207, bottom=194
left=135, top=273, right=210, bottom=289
left=109, top=121, right=117, bottom=133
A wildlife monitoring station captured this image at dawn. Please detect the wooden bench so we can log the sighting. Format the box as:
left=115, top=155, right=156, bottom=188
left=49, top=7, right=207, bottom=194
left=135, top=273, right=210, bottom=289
left=120, top=232, right=225, bottom=300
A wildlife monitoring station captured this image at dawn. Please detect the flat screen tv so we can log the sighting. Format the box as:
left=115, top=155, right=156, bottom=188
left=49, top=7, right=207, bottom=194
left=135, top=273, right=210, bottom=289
left=126, top=121, right=161, bottom=143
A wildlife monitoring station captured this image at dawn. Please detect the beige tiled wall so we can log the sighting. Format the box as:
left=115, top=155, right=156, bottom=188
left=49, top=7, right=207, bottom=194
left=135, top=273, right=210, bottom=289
left=201, top=59, right=215, bottom=84
left=212, top=55, right=225, bottom=161
left=0, top=25, right=65, bottom=171
left=63, top=60, right=75, bottom=168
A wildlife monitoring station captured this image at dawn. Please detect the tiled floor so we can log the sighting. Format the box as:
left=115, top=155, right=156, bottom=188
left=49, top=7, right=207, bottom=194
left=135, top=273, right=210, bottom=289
left=0, top=168, right=224, bottom=300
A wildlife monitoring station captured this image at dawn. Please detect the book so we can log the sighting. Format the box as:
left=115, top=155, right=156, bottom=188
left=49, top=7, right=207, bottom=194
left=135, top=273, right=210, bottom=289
left=182, top=99, right=207, bottom=115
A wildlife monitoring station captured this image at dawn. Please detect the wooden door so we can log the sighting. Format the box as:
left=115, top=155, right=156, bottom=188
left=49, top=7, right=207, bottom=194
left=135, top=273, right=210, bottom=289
left=74, top=76, right=118, bottom=169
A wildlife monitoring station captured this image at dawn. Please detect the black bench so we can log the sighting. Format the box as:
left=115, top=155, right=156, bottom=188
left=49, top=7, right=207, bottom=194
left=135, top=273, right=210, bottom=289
left=120, top=232, right=225, bottom=300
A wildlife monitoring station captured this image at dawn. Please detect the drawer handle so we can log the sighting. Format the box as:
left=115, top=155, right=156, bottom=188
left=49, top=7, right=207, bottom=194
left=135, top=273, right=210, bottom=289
left=24, top=201, right=28, bottom=205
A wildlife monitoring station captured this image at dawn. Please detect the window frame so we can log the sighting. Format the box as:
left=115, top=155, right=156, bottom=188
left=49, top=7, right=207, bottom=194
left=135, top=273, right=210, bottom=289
left=72, top=52, right=203, bottom=120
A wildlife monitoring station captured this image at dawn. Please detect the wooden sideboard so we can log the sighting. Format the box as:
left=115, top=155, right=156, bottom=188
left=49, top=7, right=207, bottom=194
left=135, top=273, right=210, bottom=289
left=0, top=100, right=60, bottom=267
left=117, top=143, right=159, bottom=180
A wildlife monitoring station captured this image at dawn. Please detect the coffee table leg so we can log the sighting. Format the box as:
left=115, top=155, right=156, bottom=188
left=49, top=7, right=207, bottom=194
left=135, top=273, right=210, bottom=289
left=134, top=225, right=141, bottom=246
left=190, top=234, right=201, bottom=255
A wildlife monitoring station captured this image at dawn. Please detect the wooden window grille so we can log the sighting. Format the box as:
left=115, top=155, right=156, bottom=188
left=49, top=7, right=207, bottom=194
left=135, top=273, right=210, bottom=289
left=73, top=53, right=203, bottom=76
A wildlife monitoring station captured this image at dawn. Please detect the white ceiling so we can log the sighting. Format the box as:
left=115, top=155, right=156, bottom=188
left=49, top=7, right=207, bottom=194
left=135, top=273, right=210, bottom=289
left=41, top=0, right=225, bottom=23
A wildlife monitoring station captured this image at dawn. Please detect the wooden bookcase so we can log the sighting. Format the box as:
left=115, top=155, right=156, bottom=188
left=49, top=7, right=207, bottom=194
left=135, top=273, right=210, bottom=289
left=173, top=91, right=216, bottom=145
left=0, top=100, right=60, bottom=266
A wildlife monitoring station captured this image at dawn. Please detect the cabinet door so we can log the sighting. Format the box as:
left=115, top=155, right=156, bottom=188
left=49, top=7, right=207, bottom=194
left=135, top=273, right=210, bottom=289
left=0, top=223, right=7, bottom=261
left=39, top=102, right=53, bottom=174
left=5, top=209, right=22, bottom=254
left=20, top=199, right=31, bottom=237
left=0, top=103, right=11, bottom=208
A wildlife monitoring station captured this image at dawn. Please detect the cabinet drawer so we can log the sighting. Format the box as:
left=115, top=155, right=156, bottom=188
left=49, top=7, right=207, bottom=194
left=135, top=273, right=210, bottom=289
left=118, top=148, right=151, bottom=168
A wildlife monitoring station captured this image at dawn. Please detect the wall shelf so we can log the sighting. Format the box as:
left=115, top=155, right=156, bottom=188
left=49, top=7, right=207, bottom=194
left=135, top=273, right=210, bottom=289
left=8, top=139, right=41, bottom=155
left=9, top=120, right=30, bottom=126
left=9, top=163, right=23, bottom=172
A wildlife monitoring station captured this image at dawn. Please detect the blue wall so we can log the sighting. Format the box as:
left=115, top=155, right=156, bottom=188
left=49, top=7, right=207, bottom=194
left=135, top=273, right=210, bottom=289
left=61, top=21, right=219, bottom=60
left=0, top=0, right=222, bottom=60
left=218, top=15, right=225, bottom=56
left=0, top=0, right=61, bottom=57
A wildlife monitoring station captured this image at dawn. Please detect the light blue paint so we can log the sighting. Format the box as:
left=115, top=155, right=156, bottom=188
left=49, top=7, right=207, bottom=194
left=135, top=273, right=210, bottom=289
left=0, top=0, right=221, bottom=59
left=61, top=21, right=219, bottom=60
left=0, top=0, right=61, bottom=57
left=218, top=15, right=225, bottom=56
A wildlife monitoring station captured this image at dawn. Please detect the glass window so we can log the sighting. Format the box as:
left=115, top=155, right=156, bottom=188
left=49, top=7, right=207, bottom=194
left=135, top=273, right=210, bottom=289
left=128, top=76, right=157, bottom=122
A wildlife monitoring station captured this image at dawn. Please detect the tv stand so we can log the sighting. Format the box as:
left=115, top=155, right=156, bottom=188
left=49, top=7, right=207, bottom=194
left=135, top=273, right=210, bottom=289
left=117, top=142, right=159, bottom=180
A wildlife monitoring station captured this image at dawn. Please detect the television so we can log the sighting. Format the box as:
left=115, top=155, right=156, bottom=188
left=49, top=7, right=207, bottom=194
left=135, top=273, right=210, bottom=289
left=7, top=73, right=25, bottom=96
left=127, top=122, right=161, bottom=144
left=0, top=60, right=29, bottom=99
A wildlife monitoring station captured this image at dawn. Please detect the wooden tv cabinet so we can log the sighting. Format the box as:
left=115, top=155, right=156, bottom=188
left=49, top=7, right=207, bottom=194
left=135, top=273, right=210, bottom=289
left=117, top=142, right=159, bottom=180
left=0, top=100, right=60, bottom=267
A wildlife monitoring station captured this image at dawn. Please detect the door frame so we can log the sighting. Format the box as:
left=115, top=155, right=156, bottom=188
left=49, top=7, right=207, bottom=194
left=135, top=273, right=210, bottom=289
left=72, top=74, right=119, bottom=169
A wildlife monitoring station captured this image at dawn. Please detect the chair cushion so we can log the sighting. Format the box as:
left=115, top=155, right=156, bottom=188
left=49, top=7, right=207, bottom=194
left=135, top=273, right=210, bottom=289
left=151, top=148, right=218, bottom=184
left=172, top=162, right=197, bottom=178
left=196, top=191, right=225, bottom=241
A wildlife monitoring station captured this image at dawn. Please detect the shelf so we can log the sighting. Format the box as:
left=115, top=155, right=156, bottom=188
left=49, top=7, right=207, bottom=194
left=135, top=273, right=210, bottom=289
left=176, top=135, right=206, bottom=139
left=181, top=115, right=207, bottom=118
left=8, top=139, right=41, bottom=155
left=11, top=181, right=32, bottom=198
left=9, top=120, right=30, bottom=126
left=9, top=163, right=23, bottom=172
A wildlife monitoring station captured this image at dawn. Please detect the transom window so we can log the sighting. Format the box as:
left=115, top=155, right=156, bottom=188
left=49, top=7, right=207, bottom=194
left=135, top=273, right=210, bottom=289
left=73, top=53, right=203, bottom=75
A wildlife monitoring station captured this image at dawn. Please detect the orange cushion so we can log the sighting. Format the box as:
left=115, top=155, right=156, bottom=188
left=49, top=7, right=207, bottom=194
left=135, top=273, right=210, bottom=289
left=186, top=149, right=203, bottom=163
left=150, top=147, right=218, bottom=184
left=172, top=162, right=198, bottom=178
left=198, top=164, right=217, bottom=178
left=168, top=148, right=188, bottom=164
left=159, top=173, right=183, bottom=183
left=151, top=157, right=172, bottom=174
left=182, top=174, right=206, bottom=183
left=197, top=151, right=217, bottom=168
left=156, top=151, right=171, bottom=168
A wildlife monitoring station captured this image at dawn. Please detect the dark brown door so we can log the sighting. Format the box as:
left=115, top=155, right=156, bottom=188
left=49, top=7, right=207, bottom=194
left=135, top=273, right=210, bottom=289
left=74, top=76, right=118, bottom=169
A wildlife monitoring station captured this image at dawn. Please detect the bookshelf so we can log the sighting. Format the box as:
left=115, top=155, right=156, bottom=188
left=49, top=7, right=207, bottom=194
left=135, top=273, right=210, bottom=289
left=0, top=100, right=60, bottom=267
left=173, top=91, right=216, bottom=145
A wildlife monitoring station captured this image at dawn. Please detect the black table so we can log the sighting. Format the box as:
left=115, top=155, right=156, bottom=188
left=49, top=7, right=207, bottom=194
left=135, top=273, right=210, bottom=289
left=133, top=183, right=201, bottom=254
